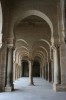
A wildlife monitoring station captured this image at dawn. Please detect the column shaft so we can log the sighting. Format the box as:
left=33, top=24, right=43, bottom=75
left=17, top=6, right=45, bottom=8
left=13, top=62, right=15, bottom=81
left=48, top=61, right=52, bottom=82
left=42, top=67, right=44, bottom=79
left=29, top=60, right=34, bottom=85
left=40, top=67, right=42, bottom=78
left=5, top=47, right=14, bottom=91
left=53, top=48, right=59, bottom=84
left=48, top=62, right=50, bottom=81
left=45, top=64, right=46, bottom=80
left=46, top=63, right=48, bottom=80
left=44, top=66, right=45, bottom=79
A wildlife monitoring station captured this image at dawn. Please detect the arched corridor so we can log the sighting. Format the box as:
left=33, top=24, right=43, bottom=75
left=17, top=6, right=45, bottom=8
left=0, top=0, right=66, bottom=97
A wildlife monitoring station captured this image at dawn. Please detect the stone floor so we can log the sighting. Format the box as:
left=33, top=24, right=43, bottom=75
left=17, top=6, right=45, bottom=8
left=0, top=77, right=66, bottom=100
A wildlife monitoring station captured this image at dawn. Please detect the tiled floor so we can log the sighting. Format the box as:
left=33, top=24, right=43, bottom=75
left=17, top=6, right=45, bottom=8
left=0, top=77, right=66, bottom=100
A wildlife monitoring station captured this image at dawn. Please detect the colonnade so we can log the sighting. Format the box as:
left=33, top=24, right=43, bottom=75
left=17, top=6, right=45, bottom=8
left=5, top=51, right=34, bottom=92
left=4, top=44, right=61, bottom=92
left=1, top=0, right=65, bottom=92
left=5, top=46, right=14, bottom=91
left=40, top=44, right=61, bottom=91
left=41, top=61, right=52, bottom=82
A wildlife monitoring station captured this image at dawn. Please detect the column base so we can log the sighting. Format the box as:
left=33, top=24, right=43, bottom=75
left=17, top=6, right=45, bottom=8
left=29, top=82, right=34, bottom=86
left=53, top=83, right=66, bottom=91
left=5, top=84, right=14, bottom=92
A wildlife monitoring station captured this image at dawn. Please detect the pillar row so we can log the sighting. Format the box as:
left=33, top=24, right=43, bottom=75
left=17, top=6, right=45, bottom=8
left=46, top=63, right=48, bottom=80
left=29, top=60, right=34, bottom=85
left=53, top=46, right=60, bottom=84
left=53, top=45, right=61, bottom=91
left=48, top=60, right=52, bottom=82
left=42, top=67, right=44, bottom=79
left=44, top=64, right=46, bottom=80
left=13, top=62, right=16, bottom=81
left=5, top=46, right=14, bottom=92
left=40, top=67, right=42, bottom=78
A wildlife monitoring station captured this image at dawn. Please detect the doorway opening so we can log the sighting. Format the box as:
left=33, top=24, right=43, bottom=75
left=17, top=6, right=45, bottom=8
left=33, top=60, right=40, bottom=77
left=22, top=60, right=29, bottom=77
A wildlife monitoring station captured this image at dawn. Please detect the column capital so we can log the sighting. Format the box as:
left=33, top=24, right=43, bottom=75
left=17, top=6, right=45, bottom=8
left=29, top=59, right=34, bottom=66
left=6, top=37, right=15, bottom=47
left=52, top=43, right=61, bottom=50
left=29, top=57, right=34, bottom=62
left=5, top=42, right=14, bottom=91
left=7, top=45, right=14, bottom=49
left=54, top=44, right=60, bottom=48
left=7, top=45, right=14, bottom=52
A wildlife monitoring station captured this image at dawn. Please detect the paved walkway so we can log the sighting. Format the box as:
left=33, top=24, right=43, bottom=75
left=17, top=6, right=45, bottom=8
left=0, top=77, right=66, bottom=100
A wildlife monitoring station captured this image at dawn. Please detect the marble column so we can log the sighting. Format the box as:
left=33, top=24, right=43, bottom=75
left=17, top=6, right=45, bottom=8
left=42, top=67, right=44, bottom=79
left=53, top=47, right=59, bottom=84
left=51, top=60, right=54, bottom=83
left=51, top=49, right=54, bottom=83
left=15, top=65, right=18, bottom=80
left=29, top=60, right=34, bottom=85
left=48, top=62, right=51, bottom=82
left=46, top=63, right=48, bottom=80
left=48, top=61, right=52, bottom=82
left=45, top=64, right=46, bottom=80
left=53, top=45, right=61, bottom=91
left=40, top=67, right=42, bottom=78
left=20, top=66, right=22, bottom=78
left=19, top=66, right=21, bottom=78
left=5, top=47, right=14, bottom=92
left=21, top=65, right=23, bottom=77
left=13, top=62, right=15, bottom=81
left=18, top=66, right=20, bottom=78
left=17, top=66, right=19, bottom=79
left=44, top=66, right=45, bottom=79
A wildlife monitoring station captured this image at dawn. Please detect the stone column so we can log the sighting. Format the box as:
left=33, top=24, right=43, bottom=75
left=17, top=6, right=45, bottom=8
left=48, top=60, right=52, bottom=82
left=53, top=45, right=61, bottom=91
left=19, top=66, right=21, bottom=78
left=21, top=64, right=23, bottom=77
left=48, top=62, right=51, bottom=82
left=44, top=66, right=45, bottom=79
left=51, top=49, right=54, bottom=83
left=17, top=66, right=19, bottom=79
left=21, top=66, right=23, bottom=77
left=18, top=66, right=20, bottom=79
left=29, top=60, right=34, bottom=85
left=46, top=63, right=48, bottom=80
left=44, top=64, right=46, bottom=80
left=51, top=60, right=54, bottom=83
left=5, top=46, right=14, bottom=92
left=15, top=65, right=18, bottom=80
left=40, top=67, right=42, bottom=78
left=20, top=66, right=22, bottom=78
left=13, top=62, right=15, bottom=81
left=42, top=67, right=44, bottom=79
